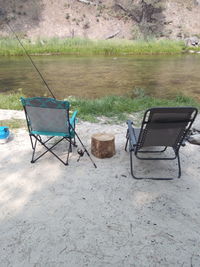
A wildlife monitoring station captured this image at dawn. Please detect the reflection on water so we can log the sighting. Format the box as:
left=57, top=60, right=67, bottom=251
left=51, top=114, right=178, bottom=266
left=0, top=54, right=200, bottom=100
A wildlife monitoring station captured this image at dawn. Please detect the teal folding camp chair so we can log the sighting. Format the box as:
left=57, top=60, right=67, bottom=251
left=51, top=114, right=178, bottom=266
left=21, top=97, right=96, bottom=167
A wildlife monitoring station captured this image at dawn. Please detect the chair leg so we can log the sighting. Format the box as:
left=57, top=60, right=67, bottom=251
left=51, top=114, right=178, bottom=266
left=30, top=135, right=69, bottom=165
left=125, top=130, right=129, bottom=151
left=73, top=136, right=77, bottom=147
left=129, top=149, right=181, bottom=180
left=69, top=138, right=72, bottom=153
left=29, top=134, right=34, bottom=149
left=177, top=153, right=181, bottom=178
left=129, top=150, right=139, bottom=179
left=66, top=138, right=72, bottom=165
left=31, top=136, right=37, bottom=163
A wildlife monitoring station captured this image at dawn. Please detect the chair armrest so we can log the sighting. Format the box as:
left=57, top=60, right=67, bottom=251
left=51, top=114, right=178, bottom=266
left=127, top=120, right=137, bottom=146
left=70, top=110, right=78, bottom=126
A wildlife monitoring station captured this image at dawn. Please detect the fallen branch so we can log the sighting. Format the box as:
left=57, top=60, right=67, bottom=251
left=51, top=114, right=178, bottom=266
left=105, top=30, right=120, bottom=40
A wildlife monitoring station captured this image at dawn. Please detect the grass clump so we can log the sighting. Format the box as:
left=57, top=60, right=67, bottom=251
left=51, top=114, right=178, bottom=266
left=0, top=92, right=199, bottom=123
left=0, top=119, right=26, bottom=129
left=0, top=37, right=185, bottom=56
left=0, top=93, right=24, bottom=110
left=184, top=46, right=200, bottom=52
left=67, top=93, right=200, bottom=122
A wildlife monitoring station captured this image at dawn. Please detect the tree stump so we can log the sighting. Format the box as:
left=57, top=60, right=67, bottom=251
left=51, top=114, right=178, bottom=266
left=91, top=133, right=115, bottom=158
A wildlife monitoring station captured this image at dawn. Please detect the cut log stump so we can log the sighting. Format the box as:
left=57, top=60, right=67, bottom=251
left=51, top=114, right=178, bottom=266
left=91, top=133, right=115, bottom=159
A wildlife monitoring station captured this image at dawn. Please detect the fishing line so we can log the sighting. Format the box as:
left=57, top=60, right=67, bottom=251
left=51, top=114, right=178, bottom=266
left=0, top=8, right=97, bottom=167
left=7, top=23, right=56, bottom=99
left=0, top=8, right=56, bottom=99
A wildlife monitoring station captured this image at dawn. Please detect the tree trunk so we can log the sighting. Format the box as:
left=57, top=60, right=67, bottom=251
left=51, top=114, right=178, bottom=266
left=91, top=133, right=115, bottom=158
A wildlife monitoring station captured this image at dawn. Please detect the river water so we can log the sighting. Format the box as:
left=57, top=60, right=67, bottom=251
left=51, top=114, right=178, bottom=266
left=0, top=54, right=200, bottom=100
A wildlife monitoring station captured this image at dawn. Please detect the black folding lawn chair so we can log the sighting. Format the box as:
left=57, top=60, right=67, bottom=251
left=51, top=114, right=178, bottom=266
left=21, top=97, right=96, bottom=168
left=125, top=107, right=198, bottom=180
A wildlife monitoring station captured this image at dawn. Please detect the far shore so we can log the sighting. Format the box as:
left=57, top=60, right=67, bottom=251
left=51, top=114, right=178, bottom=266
left=1, top=37, right=199, bottom=56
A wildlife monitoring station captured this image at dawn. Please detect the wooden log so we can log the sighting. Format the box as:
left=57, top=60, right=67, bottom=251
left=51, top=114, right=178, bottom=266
left=91, top=133, right=115, bottom=158
left=105, top=30, right=120, bottom=40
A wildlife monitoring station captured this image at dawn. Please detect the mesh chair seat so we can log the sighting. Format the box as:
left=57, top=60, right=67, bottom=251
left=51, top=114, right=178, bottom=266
left=21, top=97, right=78, bottom=165
left=125, top=107, right=198, bottom=180
left=21, top=97, right=96, bottom=168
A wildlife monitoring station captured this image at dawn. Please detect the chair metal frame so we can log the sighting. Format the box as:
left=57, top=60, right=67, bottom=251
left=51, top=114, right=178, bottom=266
left=21, top=97, right=97, bottom=168
left=125, top=107, right=198, bottom=180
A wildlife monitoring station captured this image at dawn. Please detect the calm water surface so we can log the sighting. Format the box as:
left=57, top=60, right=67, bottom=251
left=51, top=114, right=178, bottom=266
left=0, top=54, right=200, bottom=100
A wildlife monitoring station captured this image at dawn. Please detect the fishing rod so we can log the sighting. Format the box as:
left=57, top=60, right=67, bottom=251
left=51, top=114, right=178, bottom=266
left=0, top=8, right=56, bottom=99
left=0, top=9, right=97, bottom=168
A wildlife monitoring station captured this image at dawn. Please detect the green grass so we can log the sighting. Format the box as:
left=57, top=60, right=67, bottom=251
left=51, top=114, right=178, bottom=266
left=67, top=94, right=200, bottom=122
left=184, top=46, right=200, bottom=52
left=1, top=92, right=199, bottom=123
left=0, top=93, right=24, bottom=110
left=0, top=119, right=26, bottom=129
left=0, top=37, right=186, bottom=56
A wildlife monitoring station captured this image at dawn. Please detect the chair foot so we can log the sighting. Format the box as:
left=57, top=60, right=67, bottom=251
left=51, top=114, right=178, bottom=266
left=129, top=151, right=180, bottom=180
left=73, top=142, right=77, bottom=148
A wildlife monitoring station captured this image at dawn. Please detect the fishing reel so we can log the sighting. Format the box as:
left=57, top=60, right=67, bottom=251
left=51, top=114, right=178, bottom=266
left=77, top=148, right=84, bottom=162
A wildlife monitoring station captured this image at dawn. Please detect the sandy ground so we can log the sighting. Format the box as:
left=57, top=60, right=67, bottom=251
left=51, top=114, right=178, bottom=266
left=0, top=110, right=200, bottom=267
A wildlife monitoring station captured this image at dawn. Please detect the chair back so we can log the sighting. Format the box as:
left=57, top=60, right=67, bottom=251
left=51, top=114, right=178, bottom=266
left=137, top=107, right=198, bottom=150
left=21, top=97, right=70, bottom=134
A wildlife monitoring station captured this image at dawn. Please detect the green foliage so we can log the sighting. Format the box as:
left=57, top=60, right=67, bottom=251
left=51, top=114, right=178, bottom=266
left=0, top=119, right=26, bottom=129
left=184, top=46, right=200, bottom=52
left=0, top=93, right=24, bottom=110
left=1, top=92, right=199, bottom=123
left=0, top=37, right=185, bottom=56
left=66, top=93, right=200, bottom=122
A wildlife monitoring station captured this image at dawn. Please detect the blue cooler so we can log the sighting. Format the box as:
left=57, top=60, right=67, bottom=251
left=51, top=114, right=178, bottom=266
left=0, top=126, right=10, bottom=143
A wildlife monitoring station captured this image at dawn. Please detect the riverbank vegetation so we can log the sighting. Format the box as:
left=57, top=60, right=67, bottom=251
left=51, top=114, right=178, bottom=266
left=0, top=93, right=24, bottom=110
left=0, top=119, right=26, bottom=129
left=0, top=92, right=199, bottom=123
left=0, top=37, right=189, bottom=56
left=68, top=94, right=200, bottom=122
